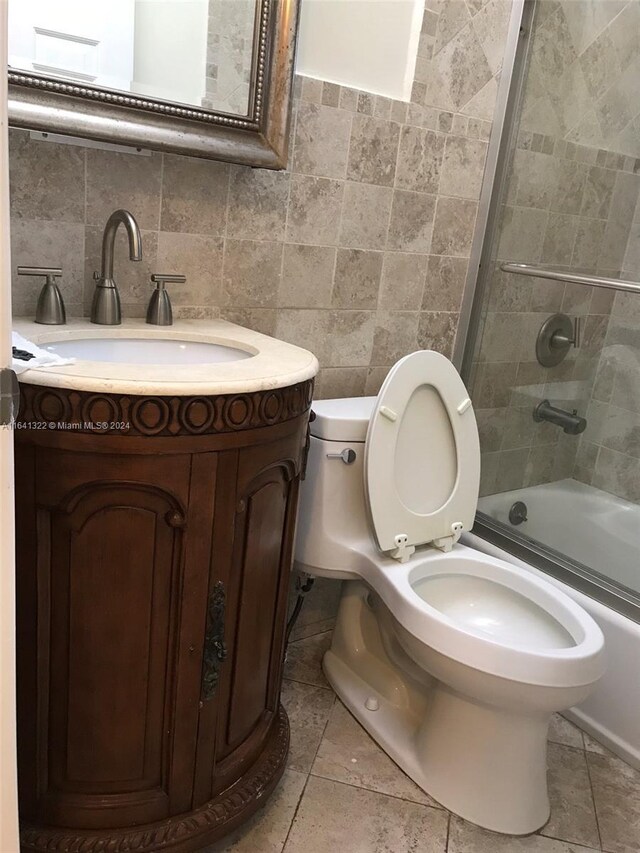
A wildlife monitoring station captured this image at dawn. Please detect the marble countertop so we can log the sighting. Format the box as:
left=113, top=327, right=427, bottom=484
left=13, top=318, right=319, bottom=395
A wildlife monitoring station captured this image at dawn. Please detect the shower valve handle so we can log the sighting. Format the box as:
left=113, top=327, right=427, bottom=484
left=551, top=316, right=580, bottom=349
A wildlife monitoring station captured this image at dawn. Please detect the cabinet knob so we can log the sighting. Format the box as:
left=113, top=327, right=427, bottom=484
left=165, top=509, right=186, bottom=528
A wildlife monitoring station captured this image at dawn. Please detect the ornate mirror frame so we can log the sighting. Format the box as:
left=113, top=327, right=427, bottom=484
left=8, top=0, right=299, bottom=168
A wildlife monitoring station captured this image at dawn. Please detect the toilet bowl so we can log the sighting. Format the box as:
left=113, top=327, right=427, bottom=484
left=294, top=350, right=605, bottom=835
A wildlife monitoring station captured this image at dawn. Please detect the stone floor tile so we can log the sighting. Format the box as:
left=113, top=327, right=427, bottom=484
left=448, top=816, right=600, bottom=852
left=207, top=769, right=307, bottom=853
left=312, top=700, right=440, bottom=807
left=588, top=750, right=640, bottom=853
left=281, top=679, right=335, bottom=773
left=548, top=714, right=585, bottom=750
left=284, top=631, right=332, bottom=688
left=283, top=775, right=448, bottom=853
left=540, top=743, right=600, bottom=849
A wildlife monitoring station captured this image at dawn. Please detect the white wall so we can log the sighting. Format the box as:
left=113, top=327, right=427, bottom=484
left=133, top=0, right=208, bottom=106
left=296, top=0, right=423, bottom=102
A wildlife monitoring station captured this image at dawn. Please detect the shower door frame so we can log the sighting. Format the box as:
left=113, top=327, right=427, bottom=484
left=454, top=0, right=640, bottom=624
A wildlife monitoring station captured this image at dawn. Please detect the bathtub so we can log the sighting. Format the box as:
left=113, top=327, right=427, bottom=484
left=479, top=479, right=639, bottom=592
left=464, top=478, right=640, bottom=769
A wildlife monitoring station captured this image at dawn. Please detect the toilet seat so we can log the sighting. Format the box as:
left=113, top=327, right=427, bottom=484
left=359, top=544, right=604, bottom=688
left=365, top=351, right=480, bottom=560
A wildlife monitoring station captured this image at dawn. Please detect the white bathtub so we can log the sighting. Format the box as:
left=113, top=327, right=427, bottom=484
left=465, top=478, right=640, bottom=769
left=479, top=479, right=639, bottom=592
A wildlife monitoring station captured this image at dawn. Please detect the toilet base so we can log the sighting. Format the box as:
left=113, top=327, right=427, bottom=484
left=325, top=581, right=552, bottom=835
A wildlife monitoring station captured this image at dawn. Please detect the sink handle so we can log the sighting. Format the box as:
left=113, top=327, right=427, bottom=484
left=18, top=266, right=66, bottom=325
left=146, top=273, right=186, bottom=326
left=151, top=274, right=186, bottom=287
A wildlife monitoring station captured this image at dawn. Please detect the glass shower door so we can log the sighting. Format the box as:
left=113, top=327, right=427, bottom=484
left=465, top=0, right=640, bottom=613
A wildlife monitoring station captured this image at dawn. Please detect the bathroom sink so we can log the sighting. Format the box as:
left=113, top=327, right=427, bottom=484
left=43, top=337, right=254, bottom=365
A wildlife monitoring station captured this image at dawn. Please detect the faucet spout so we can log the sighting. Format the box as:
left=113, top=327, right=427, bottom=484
left=91, top=209, right=143, bottom=325
left=533, top=400, right=587, bottom=435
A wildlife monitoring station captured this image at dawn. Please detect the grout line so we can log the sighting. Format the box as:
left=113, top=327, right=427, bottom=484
left=306, top=768, right=448, bottom=813
left=280, top=770, right=312, bottom=852
left=283, top=674, right=333, bottom=693
left=583, top=749, right=604, bottom=852
left=444, top=810, right=452, bottom=851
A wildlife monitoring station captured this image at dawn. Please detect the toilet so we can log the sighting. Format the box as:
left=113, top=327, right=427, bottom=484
left=294, top=350, right=605, bottom=835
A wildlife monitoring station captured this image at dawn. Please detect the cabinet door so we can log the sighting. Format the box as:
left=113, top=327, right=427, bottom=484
left=192, top=424, right=305, bottom=804
left=16, top=448, right=216, bottom=829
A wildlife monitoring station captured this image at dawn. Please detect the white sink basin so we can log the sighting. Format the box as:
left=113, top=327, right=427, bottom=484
left=44, top=337, right=254, bottom=365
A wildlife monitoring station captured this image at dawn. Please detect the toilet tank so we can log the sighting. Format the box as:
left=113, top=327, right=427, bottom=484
left=295, top=397, right=376, bottom=578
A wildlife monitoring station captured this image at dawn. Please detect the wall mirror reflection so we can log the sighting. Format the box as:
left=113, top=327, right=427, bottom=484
left=7, top=0, right=297, bottom=166
left=9, top=0, right=258, bottom=116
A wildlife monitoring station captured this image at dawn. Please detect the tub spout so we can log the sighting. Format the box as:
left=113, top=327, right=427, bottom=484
left=533, top=400, right=587, bottom=435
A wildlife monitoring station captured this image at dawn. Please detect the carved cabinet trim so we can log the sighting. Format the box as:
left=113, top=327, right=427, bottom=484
left=18, top=380, right=314, bottom=437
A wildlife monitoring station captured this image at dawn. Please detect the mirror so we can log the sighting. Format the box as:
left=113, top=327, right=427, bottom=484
left=7, top=0, right=299, bottom=168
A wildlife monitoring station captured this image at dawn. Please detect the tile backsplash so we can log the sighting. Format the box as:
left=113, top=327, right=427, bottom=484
left=9, top=0, right=513, bottom=402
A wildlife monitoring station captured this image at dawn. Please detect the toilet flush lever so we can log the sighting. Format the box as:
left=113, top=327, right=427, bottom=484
left=326, top=448, right=357, bottom=464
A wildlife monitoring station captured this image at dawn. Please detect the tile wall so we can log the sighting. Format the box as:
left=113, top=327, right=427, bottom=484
left=471, top=0, right=640, bottom=501
left=521, top=0, right=640, bottom=157
left=9, top=0, right=512, bottom=404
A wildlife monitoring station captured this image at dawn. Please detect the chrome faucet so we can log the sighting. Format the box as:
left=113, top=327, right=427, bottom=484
left=91, top=209, right=143, bottom=325
left=533, top=400, right=587, bottom=435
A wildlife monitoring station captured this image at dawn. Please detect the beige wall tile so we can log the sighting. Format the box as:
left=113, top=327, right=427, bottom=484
left=371, top=311, right=420, bottom=365
left=423, top=255, right=468, bottom=311
left=286, top=175, right=344, bottom=245
left=431, top=197, right=478, bottom=256
left=364, top=366, right=390, bottom=395
left=426, top=21, right=493, bottom=112
left=417, top=310, right=458, bottom=356
left=85, top=148, right=162, bottom=230
left=347, top=115, right=401, bottom=187
left=292, top=103, right=352, bottom=179
left=219, top=307, right=277, bottom=336
left=10, top=130, right=85, bottom=223
left=332, top=249, right=383, bottom=309
left=160, top=155, right=229, bottom=235
left=226, top=166, right=290, bottom=241
left=395, top=127, right=445, bottom=193
left=439, top=135, right=489, bottom=199
left=379, top=253, right=428, bottom=310
left=315, top=368, right=368, bottom=399
left=541, top=212, right=579, bottom=264
left=326, top=310, right=376, bottom=367
left=11, top=220, right=85, bottom=316
left=387, top=190, right=436, bottom=253
left=156, top=232, right=223, bottom=306
left=279, top=244, right=336, bottom=308
left=580, top=166, right=616, bottom=218
left=221, top=239, right=282, bottom=307
left=275, top=309, right=331, bottom=363
left=497, top=206, right=548, bottom=262
left=339, top=183, right=393, bottom=249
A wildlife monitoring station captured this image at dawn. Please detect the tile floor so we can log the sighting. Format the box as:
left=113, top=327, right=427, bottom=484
left=210, top=630, right=640, bottom=853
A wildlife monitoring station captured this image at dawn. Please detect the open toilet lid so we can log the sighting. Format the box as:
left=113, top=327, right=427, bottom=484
left=364, top=350, right=480, bottom=560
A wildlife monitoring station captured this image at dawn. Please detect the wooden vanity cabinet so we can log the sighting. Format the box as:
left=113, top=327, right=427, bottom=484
left=14, top=380, right=313, bottom=853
